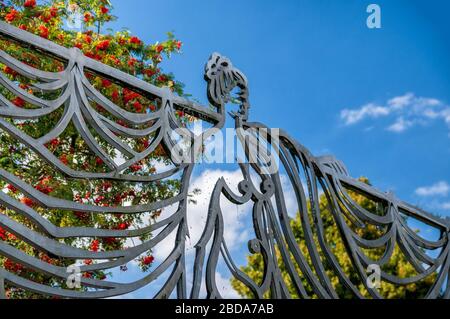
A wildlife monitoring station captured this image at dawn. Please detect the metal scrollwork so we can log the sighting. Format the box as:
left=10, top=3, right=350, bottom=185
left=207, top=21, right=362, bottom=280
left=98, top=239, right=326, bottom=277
left=205, top=52, right=249, bottom=120
left=0, top=21, right=449, bottom=299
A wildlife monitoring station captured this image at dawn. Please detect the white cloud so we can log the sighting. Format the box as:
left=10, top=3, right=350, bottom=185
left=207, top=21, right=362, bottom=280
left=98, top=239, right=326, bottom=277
left=152, top=168, right=299, bottom=261
left=387, top=117, right=414, bottom=133
left=415, top=181, right=450, bottom=197
left=187, top=169, right=252, bottom=248
left=279, top=174, right=300, bottom=218
left=388, top=93, right=414, bottom=110
left=340, top=93, right=450, bottom=134
left=215, top=272, right=241, bottom=299
left=149, top=168, right=298, bottom=298
left=153, top=169, right=252, bottom=262
left=440, top=202, right=450, bottom=210
left=442, top=108, right=450, bottom=124
left=340, top=103, right=390, bottom=125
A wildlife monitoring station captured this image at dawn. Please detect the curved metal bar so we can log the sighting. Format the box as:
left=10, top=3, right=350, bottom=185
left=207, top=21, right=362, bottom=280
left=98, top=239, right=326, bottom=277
left=0, top=21, right=448, bottom=299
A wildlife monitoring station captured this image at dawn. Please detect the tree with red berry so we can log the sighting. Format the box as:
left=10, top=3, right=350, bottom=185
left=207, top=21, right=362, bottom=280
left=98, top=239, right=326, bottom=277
left=0, top=0, right=188, bottom=298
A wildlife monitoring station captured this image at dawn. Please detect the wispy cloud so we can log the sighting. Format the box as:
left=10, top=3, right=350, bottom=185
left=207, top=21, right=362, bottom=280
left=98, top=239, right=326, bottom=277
left=340, top=103, right=390, bottom=125
left=151, top=168, right=298, bottom=297
left=387, top=117, right=413, bottom=132
left=153, top=169, right=253, bottom=262
left=340, top=93, right=450, bottom=134
left=415, top=181, right=450, bottom=197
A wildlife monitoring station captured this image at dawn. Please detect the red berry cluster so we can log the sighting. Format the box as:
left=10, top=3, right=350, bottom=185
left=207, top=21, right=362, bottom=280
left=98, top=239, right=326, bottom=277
left=142, top=255, right=154, bottom=265
left=24, top=0, right=36, bottom=9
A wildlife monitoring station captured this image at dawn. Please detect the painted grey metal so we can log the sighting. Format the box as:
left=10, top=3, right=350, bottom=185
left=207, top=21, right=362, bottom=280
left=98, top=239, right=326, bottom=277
left=0, top=21, right=448, bottom=299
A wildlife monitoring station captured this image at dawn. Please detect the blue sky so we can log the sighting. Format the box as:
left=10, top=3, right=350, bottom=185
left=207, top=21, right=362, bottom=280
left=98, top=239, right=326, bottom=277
left=108, top=0, right=450, bottom=216
left=104, top=0, right=450, bottom=297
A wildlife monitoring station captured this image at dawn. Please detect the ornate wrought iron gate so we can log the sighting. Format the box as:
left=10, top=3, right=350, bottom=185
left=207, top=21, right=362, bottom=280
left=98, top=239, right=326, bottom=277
left=0, top=21, right=448, bottom=299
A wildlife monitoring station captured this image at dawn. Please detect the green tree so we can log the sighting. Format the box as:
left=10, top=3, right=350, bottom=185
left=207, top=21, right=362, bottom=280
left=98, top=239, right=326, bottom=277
left=231, top=178, right=436, bottom=299
left=0, top=0, right=188, bottom=298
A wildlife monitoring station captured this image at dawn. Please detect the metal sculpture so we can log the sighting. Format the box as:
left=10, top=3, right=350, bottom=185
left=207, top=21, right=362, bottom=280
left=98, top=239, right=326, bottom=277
left=0, top=21, right=448, bottom=299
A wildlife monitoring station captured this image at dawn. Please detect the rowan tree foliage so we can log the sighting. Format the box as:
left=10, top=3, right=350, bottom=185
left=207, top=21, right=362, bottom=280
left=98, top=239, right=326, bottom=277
left=0, top=0, right=187, bottom=298
left=231, top=178, right=436, bottom=299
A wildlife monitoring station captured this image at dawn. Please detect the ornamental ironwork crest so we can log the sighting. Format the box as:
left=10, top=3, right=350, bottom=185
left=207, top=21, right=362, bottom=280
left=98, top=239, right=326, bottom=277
left=0, top=21, right=448, bottom=299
